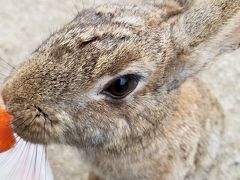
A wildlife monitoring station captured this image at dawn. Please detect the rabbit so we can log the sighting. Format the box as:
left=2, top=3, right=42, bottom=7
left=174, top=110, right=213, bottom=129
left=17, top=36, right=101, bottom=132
left=1, top=0, right=240, bottom=179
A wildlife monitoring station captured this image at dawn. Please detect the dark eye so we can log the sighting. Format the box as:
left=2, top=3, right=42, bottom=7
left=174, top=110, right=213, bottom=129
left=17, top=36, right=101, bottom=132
left=102, top=74, right=140, bottom=99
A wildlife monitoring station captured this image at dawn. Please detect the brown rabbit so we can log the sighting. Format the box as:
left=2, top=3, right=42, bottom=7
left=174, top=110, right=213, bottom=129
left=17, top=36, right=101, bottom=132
left=1, top=0, right=240, bottom=179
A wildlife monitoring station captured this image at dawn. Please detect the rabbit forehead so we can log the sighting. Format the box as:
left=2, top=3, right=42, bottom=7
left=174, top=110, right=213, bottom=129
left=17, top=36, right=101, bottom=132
left=41, top=2, right=182, bottom=51
left=33, top=25, right=169, bottom=83
left=3, top=4, right=178, bottom=103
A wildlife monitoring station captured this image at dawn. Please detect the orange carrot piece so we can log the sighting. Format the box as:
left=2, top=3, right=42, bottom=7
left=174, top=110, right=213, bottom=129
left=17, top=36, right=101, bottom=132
left=0, top=108, right=16, bottom=153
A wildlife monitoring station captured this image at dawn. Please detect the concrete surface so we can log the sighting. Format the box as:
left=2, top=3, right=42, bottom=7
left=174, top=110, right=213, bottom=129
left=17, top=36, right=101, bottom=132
left=0, top=0, right=239, bottom=179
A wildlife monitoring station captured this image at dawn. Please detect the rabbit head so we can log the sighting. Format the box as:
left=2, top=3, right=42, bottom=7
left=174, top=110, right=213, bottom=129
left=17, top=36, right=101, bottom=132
left=1, top=0, right=239, bottom=155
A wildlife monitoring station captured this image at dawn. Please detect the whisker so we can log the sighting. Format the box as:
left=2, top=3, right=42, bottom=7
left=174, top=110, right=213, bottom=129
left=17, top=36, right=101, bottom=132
left=0, top=63, right=14, bottom=72
left=0, top=72, right=8, bottom=77
left=11, top=115, right=38, bottom=131
left=40, top=115, right=47, bottom=180
left=0, top=121, right=17, bottom=128
left=44, top=114, right=48, bottom=180
left=38, top=145, right=45, bottom=180
left=3, top=139, right=28, bottom=179
left=44, top=145, right=47, bottom=180
left=0, top=124, right=13, bottom=128
left=26, top=142, right=35, bottom=180
left=22, top=142, right=32, bottom=179
left=0, top=57, right=16, bottom=71
left=34, top=144, right=38, bottom=180
left=14, top=134, right=24, bottom=144
left=26, top=125, right=41, bottom=180
left=14, top=116, right=38, bottom=142
left=0, top=117, right=33, bottom=129
left=0, top=65, right=12, bottom=72
left=0, top=115, right=38, bottom=169
left=43, top=111, right=51, bottom=180
left=0, top=136, right=21, bottom=167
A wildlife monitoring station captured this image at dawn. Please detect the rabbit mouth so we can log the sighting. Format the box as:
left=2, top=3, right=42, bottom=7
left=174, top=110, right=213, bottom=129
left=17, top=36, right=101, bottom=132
left=12, top=105, right=60, bottom=145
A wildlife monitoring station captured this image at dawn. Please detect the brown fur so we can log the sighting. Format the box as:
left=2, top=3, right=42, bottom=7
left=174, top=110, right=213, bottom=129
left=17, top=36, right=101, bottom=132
left=1, top=0, right=239, bottom=179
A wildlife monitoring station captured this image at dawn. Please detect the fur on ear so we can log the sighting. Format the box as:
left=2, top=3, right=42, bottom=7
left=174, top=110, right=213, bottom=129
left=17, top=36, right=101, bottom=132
left=171, top=1, right=240, bottom=84
left=189, top=11, right=240, bottom=71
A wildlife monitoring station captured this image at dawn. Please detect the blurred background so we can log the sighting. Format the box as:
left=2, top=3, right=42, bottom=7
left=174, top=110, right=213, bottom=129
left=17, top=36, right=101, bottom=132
left=0, top=0, right=239, bottom=179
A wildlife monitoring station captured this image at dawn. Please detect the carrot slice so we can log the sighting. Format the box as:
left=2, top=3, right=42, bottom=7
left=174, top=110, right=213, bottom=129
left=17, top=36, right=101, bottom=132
left=0, top=108, right=16, bottom=153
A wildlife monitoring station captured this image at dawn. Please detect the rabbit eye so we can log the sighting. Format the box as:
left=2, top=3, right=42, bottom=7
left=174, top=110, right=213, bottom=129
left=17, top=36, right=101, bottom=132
left=102, top=74, right=140, bottom=99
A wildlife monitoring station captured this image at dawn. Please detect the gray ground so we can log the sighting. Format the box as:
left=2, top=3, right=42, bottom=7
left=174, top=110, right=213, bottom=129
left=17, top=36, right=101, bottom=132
left=0, top=0, right=239, bottom=179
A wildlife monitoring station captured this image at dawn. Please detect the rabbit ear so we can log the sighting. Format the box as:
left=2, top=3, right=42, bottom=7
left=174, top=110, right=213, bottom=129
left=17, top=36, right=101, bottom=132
left=170, top=0, right=240, bottom=84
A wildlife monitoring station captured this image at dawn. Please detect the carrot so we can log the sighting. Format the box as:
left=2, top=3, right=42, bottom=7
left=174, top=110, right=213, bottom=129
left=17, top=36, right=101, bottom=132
left=0, top=108, right=16, bottom=153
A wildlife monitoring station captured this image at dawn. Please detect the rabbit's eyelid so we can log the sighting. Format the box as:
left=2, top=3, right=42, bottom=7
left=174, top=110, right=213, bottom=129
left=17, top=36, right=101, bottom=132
left=101, top=74, right=143, bottom=89
left=87, top=60, right=155, bottom=101
left=101, top=78, right=145, bottom=101
left=100, top=74, right=144, bottom=92
left=88, top=73, right=146, bottom=101
left=100, top=74, right=143, bottom=99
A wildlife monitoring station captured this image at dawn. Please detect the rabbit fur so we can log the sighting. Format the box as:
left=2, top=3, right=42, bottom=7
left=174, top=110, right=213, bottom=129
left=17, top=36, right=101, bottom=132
left=1, top=0, right=240, bottom=179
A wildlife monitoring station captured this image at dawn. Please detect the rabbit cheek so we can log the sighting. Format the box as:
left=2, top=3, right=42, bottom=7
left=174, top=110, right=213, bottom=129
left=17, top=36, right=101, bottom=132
left=3, top=96, right=61, bottom=144
left=8, top=108, right=50, bottom=144
left=68, top=107, right=131, bottom=149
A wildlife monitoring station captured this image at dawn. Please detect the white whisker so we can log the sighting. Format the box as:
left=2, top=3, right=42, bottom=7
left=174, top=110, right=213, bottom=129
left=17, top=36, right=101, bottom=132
left=0, top=57, right=16, bottom=71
